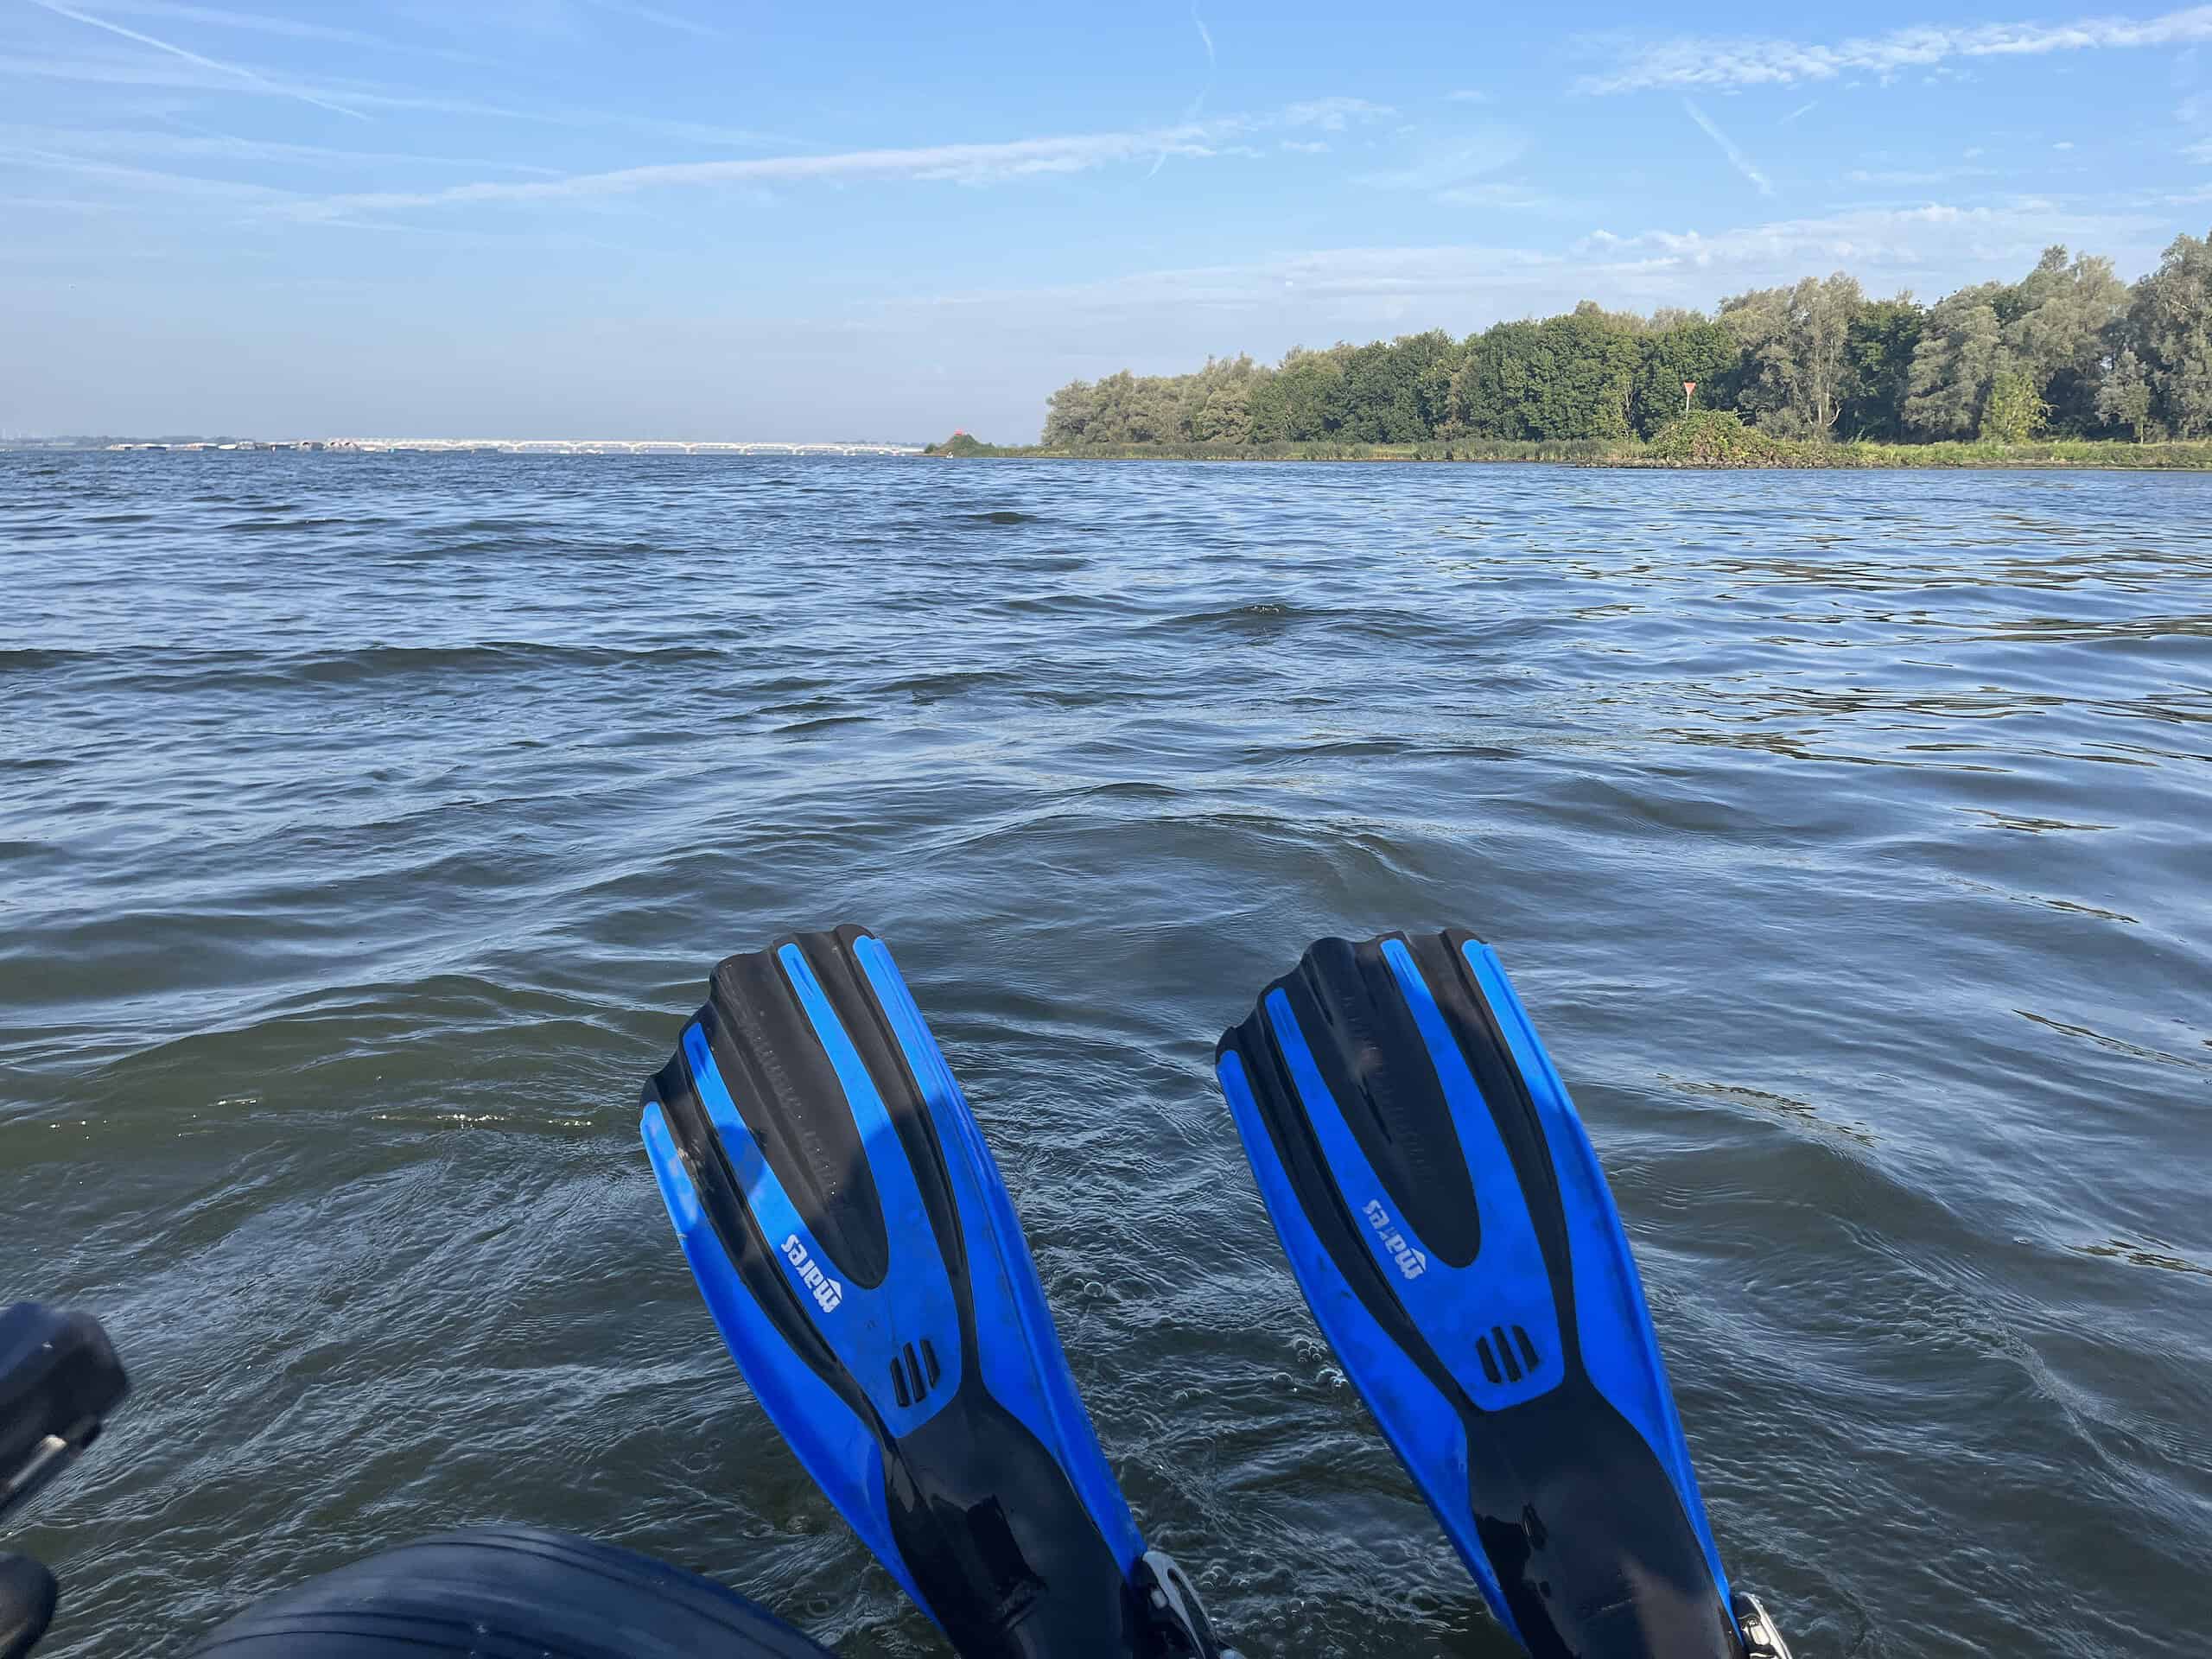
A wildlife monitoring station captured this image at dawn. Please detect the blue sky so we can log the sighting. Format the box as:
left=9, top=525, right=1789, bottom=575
left=4, top=1, right=2210, bottom=440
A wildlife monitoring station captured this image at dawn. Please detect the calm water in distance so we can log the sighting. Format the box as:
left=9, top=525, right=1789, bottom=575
left=3, top=452, right=2209, bottom=1658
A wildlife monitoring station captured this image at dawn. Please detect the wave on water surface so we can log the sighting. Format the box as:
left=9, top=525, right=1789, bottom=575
left=3, top=452, right=2209, bottom=1659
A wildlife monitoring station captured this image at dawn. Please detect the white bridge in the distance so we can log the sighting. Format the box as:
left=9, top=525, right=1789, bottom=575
left=106, top=438, right=925, bottom=455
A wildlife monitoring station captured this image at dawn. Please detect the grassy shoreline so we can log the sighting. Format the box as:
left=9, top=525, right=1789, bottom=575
left=927, top=434, right=2212, bottom=470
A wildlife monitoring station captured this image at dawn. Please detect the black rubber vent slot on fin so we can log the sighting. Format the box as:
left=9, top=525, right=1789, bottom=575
left=1476, top=1335, right=1502, bottom=1386
left=887, top=1342, right=939, bottom=1407
left=1513, top=1325, right=1540, bottom=1372
left=1493, top=1325, right=1523, bottom=1383
left=888, top=1339, right=939, bottom=1409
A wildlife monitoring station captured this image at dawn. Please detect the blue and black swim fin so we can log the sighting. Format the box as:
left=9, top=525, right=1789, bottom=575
left=640, top=925, right=1234, bottom=1659
left=1217, top=931, right=1792, bottom=1659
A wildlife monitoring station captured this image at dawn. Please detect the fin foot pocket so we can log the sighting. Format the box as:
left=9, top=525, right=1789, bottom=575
left=642, top=926, right=1234, bottom=1659
left=1219, top=931, right=1752, bottom=1659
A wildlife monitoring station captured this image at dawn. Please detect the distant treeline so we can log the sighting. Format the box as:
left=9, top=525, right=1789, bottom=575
left=1040, top=230, right=2212, bottom=448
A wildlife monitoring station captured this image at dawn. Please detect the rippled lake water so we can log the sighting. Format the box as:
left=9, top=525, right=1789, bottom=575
left=3, top=452, right=2209, bottom=1658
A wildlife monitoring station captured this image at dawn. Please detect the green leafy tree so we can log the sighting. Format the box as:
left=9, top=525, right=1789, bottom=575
left=1417, top=334, right=1471, bottom=435
left=1076, top=372, right=1141, bottom=443
left=1722, top=274, right=1864, bottom=439
left=1244, top=367, right=1291, bottom=443
left=1249, top=346, right=1349, bottom=442
left=2094, top=346, right=2156, bottom=440
left=1455, top=308, right=1639, bottom=440
left=1353, top=330, right=1459, bottom=442
left=1447, top=320, right=1542, bottom=438
left=1096, top=372, right=1148, bottom=443
left=1178, top=354, right=1260, bottom=441
left=1331, top=342, right=1395, bottom=441
left=1532, top=307, right=1640, bottom=439
left=1980, top=369, right=2048, bottom=442
left=2005, top=246, right=2131, bottom=435
left=1041, top=379, right=1100, bottom=447
left=2128, top=230, right=2212, bottom=439
left=1905, top=285, right=2007, bottom=436
left=1839, top=296, right=1924, bottom=440
left=1191, top=380, right=1253, bottom=442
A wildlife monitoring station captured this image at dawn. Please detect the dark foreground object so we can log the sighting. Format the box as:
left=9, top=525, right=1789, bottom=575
left=640, top=925, right=1229, bottom=1659
left=188, top=1528, right=837, bottom=1657
left=1218, top=931, right=1764, bottom=1659
left=1, top=1303, right=131, bottom=1659
left=1, top=1304, right=129, bottom=1530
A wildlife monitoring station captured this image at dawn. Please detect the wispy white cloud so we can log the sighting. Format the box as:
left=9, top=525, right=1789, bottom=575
left=1573, top=200, right=2170, bottom=285
left=0, top=143, right=298, bottom=203
left=590, top=1, right=729, bottom=38
left=0, top=49, right=582, bottom=125
left=2053, top=138, right=2076, bottom=149
left=1356, top=128, right=1529, bottom=191
left=0, top=123, right=561, bottom=175
left=2177, top=90, right=2212, bottom=156
left=1281, top=138, right=1329, bottom=153
left=1580, top=6, right=2212, bottom=94
left=0, top=50, right=799, bottom=145
left=1436, top=181, right=1560, bottom=209
left=903, top=244, right=1560, bottom=321
left=1683, top=98, right=1774, bottom=195
left=280, top=105, right=1384, bottom=220
left=1446, top=88, right=1490, bottom=102
left=1781, top=99, right=1819, bottom=123
left=54, top=0, right=476, bottom=58
left=0, top=193, right=119, bottom=214
left=22, top=0, right=370, bottom=118
left=0, top=48, right=390, bottom=102
left=1847, top=164, right=1997, bottom=185
left=1281, top=96, right=1394, bottom=130
left=1151, top=3, right=1218, bottom=174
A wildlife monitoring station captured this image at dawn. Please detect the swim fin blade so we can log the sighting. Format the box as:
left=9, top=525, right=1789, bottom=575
left=641, top=926, right=1228, bottom=1659
left=1217, top=931, right=1786, bottom=1659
